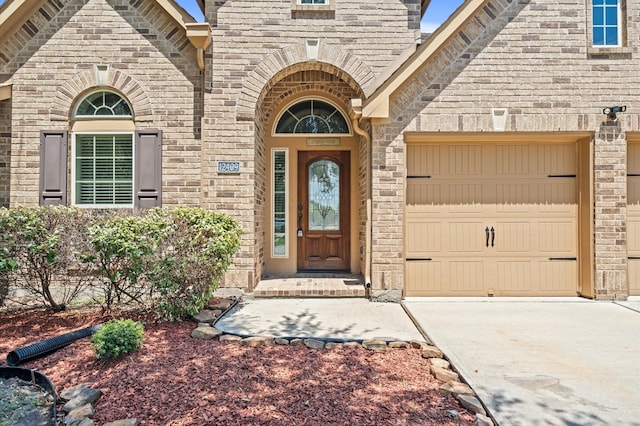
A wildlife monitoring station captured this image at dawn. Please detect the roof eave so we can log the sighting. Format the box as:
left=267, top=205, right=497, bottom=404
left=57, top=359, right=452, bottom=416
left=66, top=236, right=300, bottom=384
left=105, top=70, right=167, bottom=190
left=362, top=0, right=488, bottom=119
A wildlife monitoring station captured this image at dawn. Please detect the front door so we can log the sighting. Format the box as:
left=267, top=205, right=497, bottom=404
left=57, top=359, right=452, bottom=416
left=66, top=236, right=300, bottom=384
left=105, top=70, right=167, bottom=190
left=297, top=151, right=350, bottom=271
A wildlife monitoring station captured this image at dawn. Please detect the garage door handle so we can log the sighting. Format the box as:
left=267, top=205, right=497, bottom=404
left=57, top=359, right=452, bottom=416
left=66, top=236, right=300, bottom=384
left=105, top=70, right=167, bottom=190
left=548, top=257, right=577, bottom=261
left=491, top=227, right=495, bottom=247
left=485, top=227, right=490, bottom=247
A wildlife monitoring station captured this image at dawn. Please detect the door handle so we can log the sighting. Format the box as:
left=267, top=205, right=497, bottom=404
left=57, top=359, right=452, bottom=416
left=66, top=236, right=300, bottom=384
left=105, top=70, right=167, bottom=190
left=485, top=227, right=490, bottom=247
left=491, top=227, right=495, bottom=247
left=297, top=204, right=303, bottom=237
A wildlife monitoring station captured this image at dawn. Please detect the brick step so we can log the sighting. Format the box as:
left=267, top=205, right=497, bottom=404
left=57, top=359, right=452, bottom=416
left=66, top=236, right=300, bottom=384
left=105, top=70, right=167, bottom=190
left=253, top=274, right=366, bottom=298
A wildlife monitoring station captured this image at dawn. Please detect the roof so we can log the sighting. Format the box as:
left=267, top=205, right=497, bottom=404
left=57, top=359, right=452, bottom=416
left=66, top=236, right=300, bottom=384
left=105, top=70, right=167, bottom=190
left=362, top=0, right=488, bottom=119
left=0, top=0, right=197, bottom=47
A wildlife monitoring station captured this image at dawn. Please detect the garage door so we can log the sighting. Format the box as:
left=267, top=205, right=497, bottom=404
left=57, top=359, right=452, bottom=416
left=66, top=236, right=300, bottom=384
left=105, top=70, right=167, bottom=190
left=627, top=142, right=640, bottom=296
left=405, top=142, right=578, bottom=296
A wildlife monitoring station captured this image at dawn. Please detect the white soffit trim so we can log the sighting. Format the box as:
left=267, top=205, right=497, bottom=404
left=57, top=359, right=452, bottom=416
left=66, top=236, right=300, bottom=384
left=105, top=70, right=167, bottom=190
left=362, top=0, right=489, bottom=119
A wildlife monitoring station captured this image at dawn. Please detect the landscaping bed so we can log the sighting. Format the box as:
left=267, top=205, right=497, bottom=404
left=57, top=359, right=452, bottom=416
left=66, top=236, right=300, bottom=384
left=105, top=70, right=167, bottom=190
left=0, top=307, right=475, bottom=425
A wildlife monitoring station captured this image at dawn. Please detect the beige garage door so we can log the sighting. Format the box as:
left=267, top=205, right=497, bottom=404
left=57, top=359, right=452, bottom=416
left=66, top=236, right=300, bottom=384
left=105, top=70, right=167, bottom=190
left=627, top=142, right=640, bottom=296
left=406, top=142, right=578, bottom=296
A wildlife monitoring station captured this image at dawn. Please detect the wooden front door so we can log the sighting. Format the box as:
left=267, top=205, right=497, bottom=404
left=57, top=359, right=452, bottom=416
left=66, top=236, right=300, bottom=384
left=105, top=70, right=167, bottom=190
left=297, top=151, right=350, bottom=271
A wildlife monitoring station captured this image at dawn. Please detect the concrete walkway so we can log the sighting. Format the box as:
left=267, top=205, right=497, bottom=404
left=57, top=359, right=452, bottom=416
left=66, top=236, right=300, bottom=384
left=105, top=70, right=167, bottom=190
left=214, top=298, right=424, bottom=342
left=403, top=297, right=640, bottom=426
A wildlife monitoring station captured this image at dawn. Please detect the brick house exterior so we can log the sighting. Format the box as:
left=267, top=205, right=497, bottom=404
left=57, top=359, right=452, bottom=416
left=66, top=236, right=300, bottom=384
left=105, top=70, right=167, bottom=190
left=0, top=0, right=637, bottom=300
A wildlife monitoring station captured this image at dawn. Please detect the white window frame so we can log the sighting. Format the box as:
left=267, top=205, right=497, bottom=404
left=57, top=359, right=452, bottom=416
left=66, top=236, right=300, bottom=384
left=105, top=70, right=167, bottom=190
left=272, top=148, right=289, bottom=258
left=592, top=0, right=622, bottom=47
left=71, top=131, right=135, bottom=208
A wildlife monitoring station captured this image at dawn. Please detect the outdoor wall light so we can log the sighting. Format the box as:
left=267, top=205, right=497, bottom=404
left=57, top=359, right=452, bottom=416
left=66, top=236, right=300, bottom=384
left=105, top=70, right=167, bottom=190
left=603, top=105, right=626, bottom=120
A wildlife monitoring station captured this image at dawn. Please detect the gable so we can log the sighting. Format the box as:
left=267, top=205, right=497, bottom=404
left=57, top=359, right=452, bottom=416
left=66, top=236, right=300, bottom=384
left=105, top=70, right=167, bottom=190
left=0, top=0, right=197, bottom=80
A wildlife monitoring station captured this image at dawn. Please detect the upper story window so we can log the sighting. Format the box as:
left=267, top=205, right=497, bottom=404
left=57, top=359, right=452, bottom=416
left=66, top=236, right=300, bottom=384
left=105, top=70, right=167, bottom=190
left=592, top=0, right=621, bottom=46
left=75, top=91, right=133, bottom=117
left=275, top=99, right=350, bottom=135
left=299, top=0, right=326, bottom=4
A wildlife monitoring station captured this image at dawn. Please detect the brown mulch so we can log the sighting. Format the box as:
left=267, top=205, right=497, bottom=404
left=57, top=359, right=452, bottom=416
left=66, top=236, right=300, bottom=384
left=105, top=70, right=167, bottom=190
left=0, top=307, right=475, bottom=425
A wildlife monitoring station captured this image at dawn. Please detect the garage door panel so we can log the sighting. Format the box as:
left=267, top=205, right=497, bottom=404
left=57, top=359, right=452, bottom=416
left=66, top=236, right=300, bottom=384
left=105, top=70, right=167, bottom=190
left=539, top=221, right=576, bottom=253
left=406, top=260, right=442, bottom=295
left=405, top=142, right=577, bottom=297
left=448, top=183, right=485, bottom=212
left=538, top=260, right=577, bottom=293
left=449, top=221, right=485, bottom=253
left=406, top=220, right=441, bottom=254
left=628, top=259, right=640, bottom=295
left=538, top=182, right=576, bottom=213
left=494, top=222, right=531, bottom=252
left=497, top=260, right=532, bottom=292
left=407, top=182, right=441, bottom=213
left=407, top=144, right=440, bottom=177
left=496, top=144, right=530, bottom=176
left=448, top=145, right=485, bottom=175
left=449, top=260, right=485, bottom=292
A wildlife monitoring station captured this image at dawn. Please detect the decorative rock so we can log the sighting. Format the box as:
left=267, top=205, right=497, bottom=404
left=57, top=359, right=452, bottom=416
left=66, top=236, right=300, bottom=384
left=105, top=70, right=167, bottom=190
left=431, top=366, right=459, bottom=383
left=241, top=336, right=274, bottom=347
left=63, top=388, right=102, bottom=413
left=438, top=381, right=474, bottom=396
left=289, top=339, right=305, bottom=346
left=304, top=339, right=325, bottom=349
left=430, top=358, right=450, bottom=369
left=325, top=342, right=343, bottom=349
left=103, top=419, right=139, bottom=426
left=474, top=413, right=494, bottom=426
left=77, top=418, right=96, bottom=426
left=219, top=334, right=242, bottom=344
left=207, top=299, right=232, bottom=311
left=65, top=404, right=94, bottom=424
left=362, top=339, right=387, bottom=351
left=421, top=345, right=444, bottom=359
left=456, top=394, right=487, bottom=416
left=191, top=326, right=223, bottom=340
left=274, top=338, right=290, bottom=345
left=192, top=310, right=220, bottom=324
left=343, top=341, right=361, bottom=348
left=410, top=340, right=430, bottom=349
left=60, top=383, right=90, bottom=401
left=388, top=341, right=410, bottom=349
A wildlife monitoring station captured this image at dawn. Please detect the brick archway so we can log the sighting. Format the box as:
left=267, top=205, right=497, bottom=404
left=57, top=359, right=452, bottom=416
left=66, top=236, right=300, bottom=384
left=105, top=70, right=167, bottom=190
left=236, top=42, right=375, bottom=121
left=49, top=69, right=153, bottom=122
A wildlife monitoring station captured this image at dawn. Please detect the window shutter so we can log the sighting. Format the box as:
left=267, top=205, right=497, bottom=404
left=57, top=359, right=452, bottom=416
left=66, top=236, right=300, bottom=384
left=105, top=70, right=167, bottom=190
left=134, top=130, right=162, bottom=208
left=39, top=130, right=68, bottom=206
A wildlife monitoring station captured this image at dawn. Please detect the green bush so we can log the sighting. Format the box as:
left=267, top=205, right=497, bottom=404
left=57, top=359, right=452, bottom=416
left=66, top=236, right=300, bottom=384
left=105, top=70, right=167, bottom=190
left=0, top=207, right=94, bottom=311
left=91, top=319, right=144, bottom=360
left=148, top=207, right=242, bottom=320
left=83, top=212, right=167, bottom=310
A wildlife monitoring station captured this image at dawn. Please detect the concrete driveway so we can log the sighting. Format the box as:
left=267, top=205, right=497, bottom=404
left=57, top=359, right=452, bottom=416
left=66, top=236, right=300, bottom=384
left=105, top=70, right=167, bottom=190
left=403, top=297, right=640, bottom=426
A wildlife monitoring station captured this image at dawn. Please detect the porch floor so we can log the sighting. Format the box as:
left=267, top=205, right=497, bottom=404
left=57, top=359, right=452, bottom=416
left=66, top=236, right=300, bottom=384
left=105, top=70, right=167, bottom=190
left=253, top=273, right=366, bottom=298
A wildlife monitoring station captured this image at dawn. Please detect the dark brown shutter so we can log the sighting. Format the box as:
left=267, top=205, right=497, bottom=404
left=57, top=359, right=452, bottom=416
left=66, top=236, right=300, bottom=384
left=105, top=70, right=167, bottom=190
left=134, top=130, right=162, bottom=208
left=39, top=130, right=68, bottom=206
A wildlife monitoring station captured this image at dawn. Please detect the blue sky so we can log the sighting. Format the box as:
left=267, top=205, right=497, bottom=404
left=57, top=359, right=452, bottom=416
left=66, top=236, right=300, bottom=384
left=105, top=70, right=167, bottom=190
left=175, top=0, right=464, bottom=32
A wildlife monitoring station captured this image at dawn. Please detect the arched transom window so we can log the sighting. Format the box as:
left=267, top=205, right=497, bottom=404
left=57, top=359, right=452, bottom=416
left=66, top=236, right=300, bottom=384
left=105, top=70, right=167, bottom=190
left=75, top=91, right=132, bottom=117
left=275, top=99, right=349, bottom=134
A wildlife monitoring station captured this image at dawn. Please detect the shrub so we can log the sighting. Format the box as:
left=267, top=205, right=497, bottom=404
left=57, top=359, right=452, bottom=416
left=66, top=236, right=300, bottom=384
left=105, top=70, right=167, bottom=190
left=91, top=319, right=144, bottom=360
left=0, top=207, right=94, bottom=311
left=83, top=211, right=167, bottom=310
left=148, top=207, right=242, bottom=320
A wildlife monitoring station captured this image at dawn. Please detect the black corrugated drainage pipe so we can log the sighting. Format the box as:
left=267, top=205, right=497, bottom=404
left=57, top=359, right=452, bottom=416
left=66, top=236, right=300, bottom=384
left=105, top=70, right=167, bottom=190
left=6, top=324, right=102, bottom=366
left=0, top=366, right=58, bottom=425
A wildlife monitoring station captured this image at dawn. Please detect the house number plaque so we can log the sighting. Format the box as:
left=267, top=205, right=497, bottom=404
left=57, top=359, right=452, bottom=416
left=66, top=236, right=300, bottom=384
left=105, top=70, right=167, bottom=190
left=217, top=161, right=241, bottom=174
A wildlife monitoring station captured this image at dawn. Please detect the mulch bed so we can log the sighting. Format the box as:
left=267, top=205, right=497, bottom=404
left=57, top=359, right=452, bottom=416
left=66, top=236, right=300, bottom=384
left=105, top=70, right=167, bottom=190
left=0, top=307, right=475, bottom=425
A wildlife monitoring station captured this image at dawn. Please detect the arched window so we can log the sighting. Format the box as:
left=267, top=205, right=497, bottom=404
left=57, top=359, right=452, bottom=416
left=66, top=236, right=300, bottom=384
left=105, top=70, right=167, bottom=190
left=275, top=99, right=349, bottom=134
left=75, top=91, right=132, bottom=117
